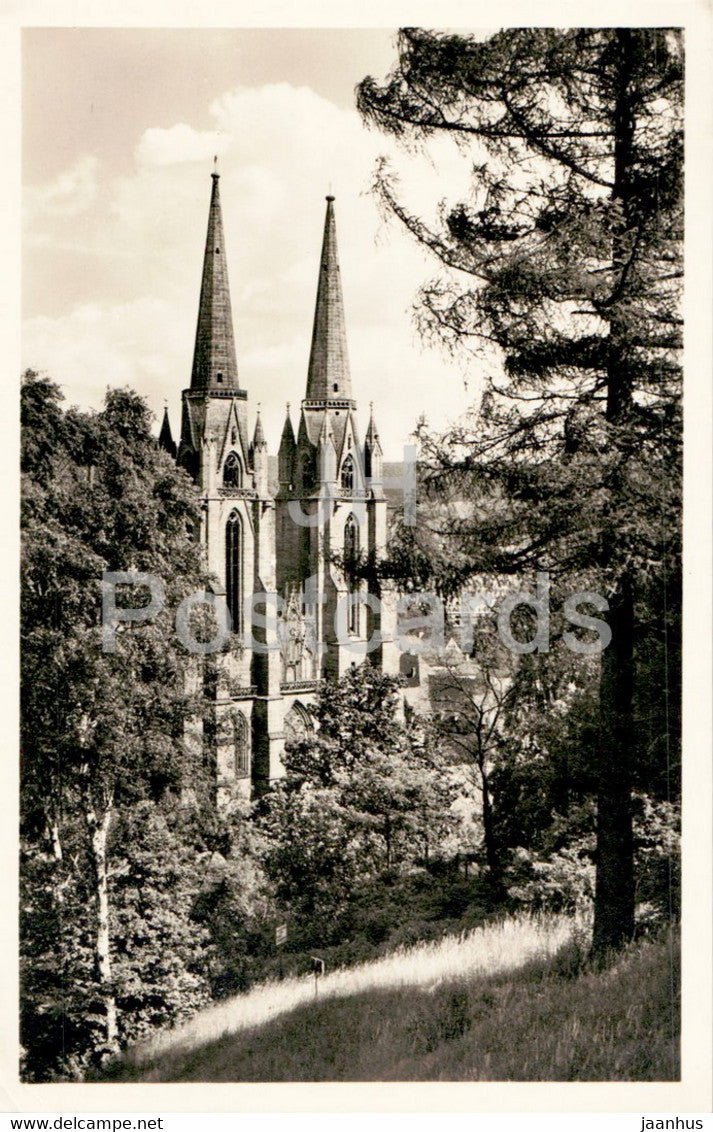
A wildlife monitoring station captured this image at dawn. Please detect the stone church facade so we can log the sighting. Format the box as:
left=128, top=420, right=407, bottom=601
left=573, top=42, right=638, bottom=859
left=159, top=172, right=397, bottom=805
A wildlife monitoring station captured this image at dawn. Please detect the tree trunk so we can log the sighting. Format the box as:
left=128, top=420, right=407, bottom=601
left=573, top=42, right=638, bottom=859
left=84, top=796, right=119, bottom=1052
left=480, top=767, right=499, bottom=876
left=591, top=28, right=638, bottom=955
left=48, top=818, right=63, bottom=863
left=593, top=581, right=635, bottom=953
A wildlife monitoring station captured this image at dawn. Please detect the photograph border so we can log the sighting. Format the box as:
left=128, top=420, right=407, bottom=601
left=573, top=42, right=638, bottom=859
left=3, top=0, right=711, bottom=1115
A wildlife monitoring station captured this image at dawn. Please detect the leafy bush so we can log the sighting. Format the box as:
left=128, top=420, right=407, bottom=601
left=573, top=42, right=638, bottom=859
left=506, top=841, right=595, bottom=912
left=633, top=793, right=680, bottom=926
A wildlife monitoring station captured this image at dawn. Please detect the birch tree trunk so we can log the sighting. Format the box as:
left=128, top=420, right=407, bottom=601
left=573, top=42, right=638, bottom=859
left=83, top=790, right=119, bottom=1052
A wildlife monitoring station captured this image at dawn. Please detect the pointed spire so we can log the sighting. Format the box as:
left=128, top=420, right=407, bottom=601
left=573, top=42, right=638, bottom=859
left=280, top=403, right=296, bottom=445
left=190, top=170, right=240, bottom=393
left=305, top=196, right=352, bottom=402
left=158, top=405, right=177, bottom=459
left=253, top=406, right=266, bottom=448
left=278, top=404, right=296, bottom=486
left=364, top=401, right=383, bottom=484
left=365, top=401, right=380, bottom=445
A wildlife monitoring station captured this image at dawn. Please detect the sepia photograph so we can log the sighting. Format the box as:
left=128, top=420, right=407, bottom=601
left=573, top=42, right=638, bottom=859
left=13, top=14, right=711, bottom=1108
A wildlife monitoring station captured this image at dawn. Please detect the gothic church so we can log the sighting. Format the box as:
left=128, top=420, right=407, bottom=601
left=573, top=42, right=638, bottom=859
left=159, top=171, right=396, bottom=804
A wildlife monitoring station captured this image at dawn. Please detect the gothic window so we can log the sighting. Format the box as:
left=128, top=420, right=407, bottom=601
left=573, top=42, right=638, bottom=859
left=233, top=712, right=249, bottom=778
left=284, top=702, right=312, bottom=744
left=341, top=453, right=354, bottom=491
left=223, top=451, right=242, bottom=488
left=225, top=511, right=243, bottom=632
left=344, top=513, right=359, bottom=634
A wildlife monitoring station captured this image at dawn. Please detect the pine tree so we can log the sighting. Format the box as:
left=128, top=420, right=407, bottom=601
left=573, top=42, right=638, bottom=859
left=358, top=28, right=683, bottom=951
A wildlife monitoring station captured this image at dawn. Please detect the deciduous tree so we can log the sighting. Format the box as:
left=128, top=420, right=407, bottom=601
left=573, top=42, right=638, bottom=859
left=21, top=372, right=213, bottom=1074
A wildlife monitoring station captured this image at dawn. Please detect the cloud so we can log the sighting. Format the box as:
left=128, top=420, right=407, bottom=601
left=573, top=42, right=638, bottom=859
left=23, top=81, right=483, bottom=455
left=25, top=154, right=98, bottom=218
left=135, top=124, right=232, bottom=168
left=23, top=296, right=194, bottom=415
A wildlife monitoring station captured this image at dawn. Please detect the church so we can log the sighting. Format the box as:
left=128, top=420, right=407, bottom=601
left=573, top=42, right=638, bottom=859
left=158, top=170, right=403, bottom=805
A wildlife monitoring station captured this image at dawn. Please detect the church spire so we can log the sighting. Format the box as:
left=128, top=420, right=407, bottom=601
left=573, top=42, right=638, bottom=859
left=190, top=171, right=240, bottom=393
left=364, top=400, right=383, bottom=485
left=252, top=406, right=266, bottom=449
left=278, top=404, right=296, bottom=486
left=158, top=405, right=177, bottom=459
left=365, top=401, right=380, bottom=445
left=305, top=196, right=352, bottom=403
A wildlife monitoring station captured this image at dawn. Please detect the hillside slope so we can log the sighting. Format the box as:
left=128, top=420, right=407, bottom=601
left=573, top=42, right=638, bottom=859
left=102, top=922, right=679, bottom=1082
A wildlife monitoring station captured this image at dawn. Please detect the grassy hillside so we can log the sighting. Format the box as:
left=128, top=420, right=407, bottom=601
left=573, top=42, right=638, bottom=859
left=102, top=922, right=679, bottom=1083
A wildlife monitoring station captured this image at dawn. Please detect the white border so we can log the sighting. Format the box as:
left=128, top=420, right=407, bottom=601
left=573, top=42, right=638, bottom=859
left=2, top=1, right=711, bottom=1115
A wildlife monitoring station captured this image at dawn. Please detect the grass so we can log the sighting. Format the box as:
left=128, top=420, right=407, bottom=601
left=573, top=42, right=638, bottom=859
left=215, top=867, right=512, bottom=994
left=113, top=912, right=579, bottom=1072
left=102, top=919, right=679, bottom=1082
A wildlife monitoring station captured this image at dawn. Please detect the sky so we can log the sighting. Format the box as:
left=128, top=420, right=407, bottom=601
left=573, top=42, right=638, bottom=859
left=22, top=27, right=484, bottom=459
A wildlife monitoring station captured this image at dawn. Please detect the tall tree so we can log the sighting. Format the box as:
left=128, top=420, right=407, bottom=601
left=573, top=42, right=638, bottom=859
left=21, top=373, right=212, bottom=1072
left=258, top=665, right=458, bottom=940
left=358, top=28, right=683, bottom=951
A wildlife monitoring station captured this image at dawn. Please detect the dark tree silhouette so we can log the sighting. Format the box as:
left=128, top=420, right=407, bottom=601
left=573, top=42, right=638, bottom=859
left=358, top=28, right=683, bottom=951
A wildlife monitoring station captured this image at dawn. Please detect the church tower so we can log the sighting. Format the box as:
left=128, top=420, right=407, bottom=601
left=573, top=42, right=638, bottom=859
left=168, top=177, right=391, bottom=800
left=276, top=196, right=387, bottom=682
left=179, top=170, right=283, bottom=802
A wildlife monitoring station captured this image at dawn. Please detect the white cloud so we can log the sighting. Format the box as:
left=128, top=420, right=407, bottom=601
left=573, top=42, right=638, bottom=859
left=23, top=296, right=193, bottom=416
left=23, top=81, right=485, bottom=455
left=135, top=124, right=232, bottom=168
left=25, top=154, right=98, bottom=218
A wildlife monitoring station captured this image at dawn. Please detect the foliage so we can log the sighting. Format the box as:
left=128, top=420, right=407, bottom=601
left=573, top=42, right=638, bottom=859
left=20, top=839, right=102, bottom=1081
left=257, top=665, right=461, bottom=945
left=505, top=842, right=596, bottom=913
left=357, top=28, right=683, bottom=950
left=109, top=803, right=213, bottom=1045
left=632, top=793, right=681, bottom=925
left=19, top=370, right=228, bottom=1079
left=21, top=372, right=206, bottom=841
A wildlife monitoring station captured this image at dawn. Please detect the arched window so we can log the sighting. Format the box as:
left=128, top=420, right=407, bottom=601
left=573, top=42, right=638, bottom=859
left=284, top=702, right=313, bottom=744
left=223, top=451, right=242, bottom=488
left=233, top=712, right=249, bottom=778
left=341, top=453, right=354, bottom=491
left=225, top=511, right=243, bottom=632
left=344, top=513, right=359, bottom=634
